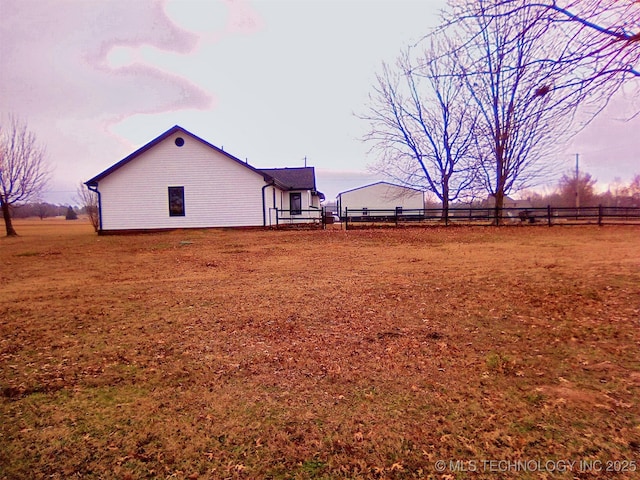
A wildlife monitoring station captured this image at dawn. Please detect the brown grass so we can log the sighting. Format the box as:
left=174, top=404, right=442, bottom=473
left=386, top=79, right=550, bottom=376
left=1, top=219, right=639, bottom=479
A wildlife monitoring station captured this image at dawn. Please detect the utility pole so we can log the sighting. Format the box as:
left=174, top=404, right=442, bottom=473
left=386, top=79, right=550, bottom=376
left=575, top=153, right=580, bottom=210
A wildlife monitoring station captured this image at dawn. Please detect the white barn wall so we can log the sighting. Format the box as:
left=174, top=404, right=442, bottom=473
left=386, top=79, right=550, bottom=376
left=338, top=182, right=424, bottom=216
left=98, top=132, right=268, bottom=230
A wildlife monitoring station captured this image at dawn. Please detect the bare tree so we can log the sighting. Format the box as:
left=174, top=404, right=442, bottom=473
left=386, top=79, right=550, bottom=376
left=432, top=0, right=639, bottom=222
left=600, top=177, right=631, bottom=208
left=76, top=182, right=100, bottom=232
left=362, top=35, right=478, bottom=220
left=362, top=0, right=638, bottom=223
left=607, top=173, right=640, bottom=207
left=35, top=200, right=52, bottom=220
left=556, top=170, right=598, bottom=207
left=458, top=1, right=639, bottom=75
left=450, top=0, right=640, bottom=123
left=0, top=115, right=50, bottom=236
left=443, top=0, right=589, bottom=221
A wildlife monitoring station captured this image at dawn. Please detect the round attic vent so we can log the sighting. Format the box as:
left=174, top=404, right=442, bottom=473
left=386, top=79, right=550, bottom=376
left=175, top=137, right=185, bottom=147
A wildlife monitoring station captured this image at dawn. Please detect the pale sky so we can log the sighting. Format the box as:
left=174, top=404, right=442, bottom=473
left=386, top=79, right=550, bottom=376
left=1, top=0, right=638, bottom=205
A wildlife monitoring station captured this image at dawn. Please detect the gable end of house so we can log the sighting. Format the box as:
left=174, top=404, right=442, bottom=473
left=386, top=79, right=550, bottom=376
left=85, top=125, right=274, bottom=187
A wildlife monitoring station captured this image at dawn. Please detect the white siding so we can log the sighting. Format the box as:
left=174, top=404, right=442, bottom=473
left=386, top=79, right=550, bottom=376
left=276, top=190, right=321, bottom=221
left=98, top=133, right=268, bottom=230
left=339, top=183, right=424, bottom=215
left=265, top=185, right=285, bottom=226
left=260, top=188, right=322, bottom=225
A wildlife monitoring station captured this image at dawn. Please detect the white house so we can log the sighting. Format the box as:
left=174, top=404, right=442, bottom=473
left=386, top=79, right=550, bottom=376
left=336, top=181, right=424, bottom=217
left=85, top=126, right=324, bottom=233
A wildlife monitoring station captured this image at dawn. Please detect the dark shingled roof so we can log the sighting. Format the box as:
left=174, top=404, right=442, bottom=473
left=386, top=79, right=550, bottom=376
left=261, top=167, right=325, bottom=200
left=260, top=167, right=316, bottom=191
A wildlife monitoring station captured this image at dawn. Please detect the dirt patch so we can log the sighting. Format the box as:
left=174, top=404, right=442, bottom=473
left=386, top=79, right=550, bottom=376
left=537, top=384, right=614, bottom=409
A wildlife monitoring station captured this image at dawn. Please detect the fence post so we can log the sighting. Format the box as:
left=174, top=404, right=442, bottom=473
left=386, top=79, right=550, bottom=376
left=275, top=208, right=279, bottom=227
left=345, top=207, right=349, bottom=231
left=598, top=204, right=603, bottom=226
left=547, top=205, right=551, bottom=227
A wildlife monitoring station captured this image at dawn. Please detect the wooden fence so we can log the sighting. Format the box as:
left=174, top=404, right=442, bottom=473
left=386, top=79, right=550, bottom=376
left=340, top=206, right=640, bottom=230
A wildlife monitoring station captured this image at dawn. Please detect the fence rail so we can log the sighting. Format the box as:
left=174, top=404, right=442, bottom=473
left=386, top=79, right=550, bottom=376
left=269, top=208, right=324, bottom=228
left=340, top=206, right=640, bottom=229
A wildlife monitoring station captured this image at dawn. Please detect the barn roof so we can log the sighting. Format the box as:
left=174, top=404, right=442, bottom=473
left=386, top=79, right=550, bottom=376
left=337, top=181, right=424, bottom=197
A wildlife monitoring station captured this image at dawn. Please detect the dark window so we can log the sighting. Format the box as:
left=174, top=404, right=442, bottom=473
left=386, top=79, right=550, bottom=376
left=362, top=207, right=369, bottom=216
left=168, top=186, right=185, bottom=216
left=175, top=137, right=185, bottom=147
left=290, top=192, right=302, bottom=215
left=396, top=206, right=403, bottom=215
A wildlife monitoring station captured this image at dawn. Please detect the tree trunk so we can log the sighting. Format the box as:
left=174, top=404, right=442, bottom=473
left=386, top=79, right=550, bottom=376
left=493, top=189, right=505, bottom=226
left=441, top=196, right=449, bottom=222
left=494, top=151, right=505, bottom=225
left=1, top=196, right=18, bottom=236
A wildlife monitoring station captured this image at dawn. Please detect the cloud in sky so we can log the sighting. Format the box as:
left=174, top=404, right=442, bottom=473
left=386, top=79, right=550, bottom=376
left=1, top=0, right=212, bottom=117
left=1, top=0, right=229, bottom=201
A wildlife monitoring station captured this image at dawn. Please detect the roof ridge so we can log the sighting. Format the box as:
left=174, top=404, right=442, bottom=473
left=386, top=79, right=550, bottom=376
left=85, top=125, right=273, bottom=186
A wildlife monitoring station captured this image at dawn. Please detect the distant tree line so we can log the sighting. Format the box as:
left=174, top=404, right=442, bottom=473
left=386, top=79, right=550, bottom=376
left=525, top=172, right=640, bottom=208
left=10, top=202, right=86, bottom=219
left=442, top=172, right=640, bottom=209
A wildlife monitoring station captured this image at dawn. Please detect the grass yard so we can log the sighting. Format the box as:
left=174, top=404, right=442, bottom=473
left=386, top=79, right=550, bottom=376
left=1, top=219, right=639, bottom=479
